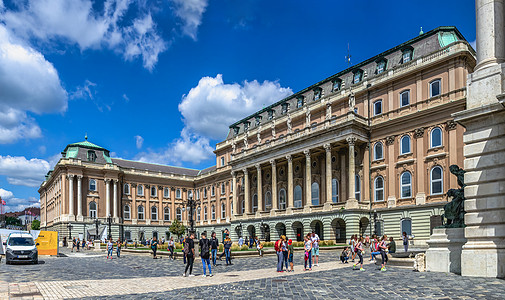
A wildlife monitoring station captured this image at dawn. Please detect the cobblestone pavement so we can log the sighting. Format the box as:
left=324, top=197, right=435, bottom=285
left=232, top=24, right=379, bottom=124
left=1, top=248, right=504, bottom=299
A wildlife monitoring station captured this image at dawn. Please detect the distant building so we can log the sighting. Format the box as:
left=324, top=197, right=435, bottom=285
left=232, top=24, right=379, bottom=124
left=39, top=27, right=475, bottom=247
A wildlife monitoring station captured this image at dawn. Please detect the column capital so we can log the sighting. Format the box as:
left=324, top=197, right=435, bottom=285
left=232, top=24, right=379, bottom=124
left=243, top=168, right=248, bottom=175
left=414, top=127, right=425, bottom=139
left=104, top=178, right=111, bottom=183
left=77, top=175, right=83, bottom=180
left=385, top=135, right=395, bottom=145
left=231, top=171, right=236, bottom=178
left=346, top=136, right=357, bottom=146
left=323, top=143, right=331, bottom=152
left=285, top=155, right=292, bottom=162
left=270, top=159, right=276, bottom=166
left=255, top=163, right=261, bottom=171
left=445, top=120, right=457, bottom=131
left=67, top=174, right=74, bottom=180
left=114, top=179, right=119, bottom=184
left=303, top=150, right=311, bottom=158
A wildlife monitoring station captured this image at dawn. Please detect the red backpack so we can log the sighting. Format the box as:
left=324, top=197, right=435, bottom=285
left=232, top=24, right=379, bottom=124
left=274, top=239, right=282, bottom=252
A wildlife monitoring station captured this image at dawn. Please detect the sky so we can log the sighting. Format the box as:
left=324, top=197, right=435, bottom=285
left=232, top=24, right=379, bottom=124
left=0, top=0, right=476, bottom=212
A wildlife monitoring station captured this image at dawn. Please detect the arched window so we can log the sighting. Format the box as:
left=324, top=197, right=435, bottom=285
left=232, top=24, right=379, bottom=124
left=279, top=189, right=286, bottom=209
left=138, top=205, right=144, bottom=220
left=311, top=182, right=320, bottom=205
left=204, top=206, right=208, bottom=220
left=137, top=185, right=144, bottom=196
left=331, top=179, right=339, bottom=203
left=211, top=186, right=215, bottom=196
left=123, top=205, right=130, bottom=220
left=164, top=187, right=170, bottom=198
left=221, top=183, right=226, bottom=194
left=374, top=142, right=384, bottom=160
left=400, top=172, right=412, bottom=198
left=252, top=194, right=258, bottom=212
left=175, top=208, right=182, bottom=221
left=374, top=176, right=384, bottom=202
left=211, top=205, right=216, bottom=220
left=89, top=202, right=97, bottom=218
left=151, top=186, right=157, bottom=197
left=164, top=207, right=170, bottom=221
left=355, top=175, right=361, bottom=201
left=151, top=206, right=157, bottom=220
left=429, top=79, right=441, bottom=98
left=431, top=166, right=443, bottom=195
left=265, top=191, right=272, bottom=210
left=401, top=218, right=412, bottom=236
left=89, top=179, right=97, bottom=191
left=400, top=90, right=410, bottom=107
left=221, top=202, right=226, bottom=219
left=123, top=184, right=130, bottom=195
left=294, top=185, right=302, bottom=208
left=430, top=127, right=442, bottom=148
left=373, top=99, right=382, bottom=116
left=176, top=188, right=181, bottom=199
left=241, top=199, right=245, bottom=214
left=400, top=135, right=411, bottom=154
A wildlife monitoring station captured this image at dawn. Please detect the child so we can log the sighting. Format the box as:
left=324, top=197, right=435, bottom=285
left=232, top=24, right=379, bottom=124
left=304, top=236, right=312, bottom=271
left=107, top=238, right=113, bottom=259
left=340, top=246, right=350, bottom=263
left=287, top=239, right=294, bottom=272
left=353, top=237, right=365, bottom=271
left=370, top=236, right=380, bottom=261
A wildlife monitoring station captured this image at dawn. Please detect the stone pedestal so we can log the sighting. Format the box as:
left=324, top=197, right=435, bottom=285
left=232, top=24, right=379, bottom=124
left=426, top=228, right=466, bottom=274
left=93, top=240, right=102, bottom=251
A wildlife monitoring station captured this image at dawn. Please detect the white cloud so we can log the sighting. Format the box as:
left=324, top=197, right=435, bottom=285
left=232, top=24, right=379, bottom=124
left=1, top=0, right=167, bottom=70
left=135, top=135, right=144, bottom=149
left=171, top=0, right=208, bottom=40
left=122, top=93, right=130, bottom=102
left=2, top=194, right=40, bottom=213
left=0, top=24, right=67, bottom=144
left=0, top=188, right=14, bottom=200
left=0, top=155, right=51, bottom=187
left=179, top=74, right=293, bottom=140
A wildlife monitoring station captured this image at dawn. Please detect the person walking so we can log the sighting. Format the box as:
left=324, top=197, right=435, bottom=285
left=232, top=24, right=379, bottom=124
left=168, top=237, right=175, bottom=260
left=281, top=236, right=288, bottom=271
left=218, top=229, right=230, bottom=261
left=71, top=237, right=76, bottom=252
left=388, top=236, right=396, bottom=254
left=199, top=233, right=213, bottom=277
left=249, top=236, right=254, bottom=248
left=304, top=236, right=312, bottom=271
left=370, top=236, right=380, bottom=261
left=107, top=238, right=114, bottom=259
left=310, top=231, right=320, bottom=266
left=183, top=232, right=195, bottom=277
left=223, top=234, right=233, bottom=265
left=182, top=235, right=188, bottom=264
left=238, top=236, right=244, bottom=247
left=76, top=238, right=80, bottom=252
left=116, top=238, right=122, bottom=258
left=255, top=236, right=263, bottom=257
left=379, top=235, right=389, bottom=271
left=287, top=239, right=294, bottom=272
left=210, top=232, right=219, bottom=266
left=151, top=236, right=159, bottom=259
left=353, top=237, right=365, bottom=271
left=275, top=236, right=284, bottom=272
left=82, top=239, right=86, bottom=250
left=402, top=232, right=409, bottom=253
left=350, top=235, right=357, bottom=262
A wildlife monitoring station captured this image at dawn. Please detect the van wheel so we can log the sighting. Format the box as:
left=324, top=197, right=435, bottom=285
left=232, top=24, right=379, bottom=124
left=33, top=260, right=38, bottom=265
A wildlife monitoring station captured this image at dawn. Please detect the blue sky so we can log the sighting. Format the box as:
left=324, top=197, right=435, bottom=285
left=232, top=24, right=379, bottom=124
left=0, top=0, right=476, bottom=212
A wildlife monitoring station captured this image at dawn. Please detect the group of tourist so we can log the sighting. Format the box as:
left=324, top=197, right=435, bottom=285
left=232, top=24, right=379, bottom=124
left=272, top=230, right=320, bottom=272
left=70, top=238, right=94, bottom=252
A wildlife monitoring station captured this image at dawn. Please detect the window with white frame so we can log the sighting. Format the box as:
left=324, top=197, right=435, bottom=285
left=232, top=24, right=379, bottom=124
left=252, top=194, right=258, bottom=212
left=89, top=202, right=97, bottom=218
left=241, top=199, right=245, bottom=214
left=176, top=188, right=181, bottom=199
left=164, top=187, right=170, bottom=198
left=220, top=157, right=225, bottom=167
left=211, top=205, right=216, bottom=220
left=151, top=206, right=157, bottom=220
left=221, top=183, right=226, bottom=195
left=230, top=181, right=233, bottom=192
left=151, top=186, right=157, bottom=197
left=176, top=208, right=182, bottom=221
left=429, top=79, right=441, bottom=98
left=376, top=60, right=387, bottom=74
left=137, top=185, right=144, bottom=196
left=401, top=218, right=412, bottom=236
left=211, top=186, right=215, bottom=196
left=124, top=183, right=130, bottom=195
left=431, top=166, right=443, bottom=195
left=265, top=191, right=272, bottom=210
left=373, top=99, right=382, bottom=116
left=402, top=49, right=412, bottom=63
left=374, top=142, right=384, bottom=160
left=355, top=175, right=361, bottom=201
left=164, top=207, right=170, bottom=221
left=197, top=207, right=201, bottom=221
left=374, top=176, right=384, bottom=202
left=89, top=179, right=97, bottom=191
left=204, top=206, right=208, bottom=220
left=279, top=189, right=286, bottom=209
left=400, top=90, right=410, bottom=107
left=138, top=205, right=144, bottom=220
left=400, top=135, right=411, bottom=155
left=400, top=172, right=412, bottom=198
left=313, top=88, right=322, bottom=101
left=196, top=189, right=200, bottom=199
left=204, top=187, right=208, bottom=198
left=353, top=70, right=363, bottom=84
left=124, top=205, right=131, bottom=220
left=430, top=127, right=442, bottom=148
left=311, top=182, right=320, bottom=205
left=294, top=185, right=302, bottom=208
left=331, top=178, right=339, bottom=203
left=221, top=202, right=226, bottom=219
left=297, top=96, right=304, bottom=108
left=332, top=79, right=342, bottom=92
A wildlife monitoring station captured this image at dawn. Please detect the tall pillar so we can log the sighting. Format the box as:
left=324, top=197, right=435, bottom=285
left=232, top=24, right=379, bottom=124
left=340, top=151, right=346, bottom=202
left=415, top=128, right=426, bottom=205
left=475, top=0, right=505, bottom=70
left=256, top=164, right=263, bottom=213
left=324, top=144, right=332, bottom=204
left=346, top=137, right=359, bottom=208
left=77, top=175, right=83, bottom=219
left=286, top=155, right=294, bottom=209
left=243, top=169, right=251, bottom=214
left=113, top=179, right=118, bottom=221
left=271, top=160, right=278, bottom=211
left=232, top=172, right=238, bottom=216
left=105, top=179, right=111, bottom=217
left=68, top=175, right=74, bottom=218
left=304, top=150, right=311, bottom=207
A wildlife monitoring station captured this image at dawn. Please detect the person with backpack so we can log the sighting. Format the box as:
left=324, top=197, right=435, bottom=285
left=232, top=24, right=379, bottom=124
left=151, top=236, right=159, bottom=259
left=183, top=232, right=195, bottom=277
left=370, top=236, right=380, bottom=261
left=379, top=235, right=389, bottom=271
left=218, top=228, right=230, bottom=261
left=275, top=236, right=284, bottom=272
left=223, top=234, right=233, bottom=265
left=199, top=232, right=213, bottom=277
left=210, top=232, right=219, bottom=266
left=353, top=236, right=365, bottom=271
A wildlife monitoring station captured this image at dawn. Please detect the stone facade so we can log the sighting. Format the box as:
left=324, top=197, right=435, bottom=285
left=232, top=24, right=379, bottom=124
left=40, top=27, right=475, bottom=247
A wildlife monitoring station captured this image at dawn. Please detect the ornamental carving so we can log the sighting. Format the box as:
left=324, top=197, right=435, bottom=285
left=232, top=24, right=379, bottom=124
left=445, top=120, right=457, bottom=131
left=323, top=143, right=331, bottom=152
left=414, top=127, right=425, bottom=139
left=286, top=155, right=292, bottom=163
left=385, top=135, right=395, bottom=145
left=346, top=136, right=357, bottom=146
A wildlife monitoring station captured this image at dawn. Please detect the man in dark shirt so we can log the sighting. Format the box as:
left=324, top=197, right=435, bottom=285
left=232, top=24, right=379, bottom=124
left=183, top=233, right=195, bottom=277
left=199, top=233, right=212, bottom=277
left=210, top=232, right=219, bottom=266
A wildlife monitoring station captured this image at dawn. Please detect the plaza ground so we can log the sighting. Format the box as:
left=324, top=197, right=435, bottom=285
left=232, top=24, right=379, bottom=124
left=1, top=248, right=504, bottom=299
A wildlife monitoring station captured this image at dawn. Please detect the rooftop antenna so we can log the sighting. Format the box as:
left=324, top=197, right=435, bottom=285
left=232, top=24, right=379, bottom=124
left=419, top=27, right=424, bottom=35
left=85, top=133, right=88, bottom=141
left=345, top=43, right=352, bottom=67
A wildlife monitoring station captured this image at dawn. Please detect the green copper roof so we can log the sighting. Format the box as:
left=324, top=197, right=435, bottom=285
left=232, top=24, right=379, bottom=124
left=68, top=140, right=107, bottom=150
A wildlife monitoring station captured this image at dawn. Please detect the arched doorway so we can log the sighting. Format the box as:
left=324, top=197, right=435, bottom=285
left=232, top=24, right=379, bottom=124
left=310, top=220, right=324, bottom=240
left=247, top=225, right=256, bottom=238
left=292, top=221, right=304, bottom=242
left=359, top=217, right=370, bottom=236
left=261, top=223, right=271, bottom=242
left=275, top=222, right=286, bottom=238
left=331, top=218, right=346, bottom=243
left=235, top=225, right=243, bottom=238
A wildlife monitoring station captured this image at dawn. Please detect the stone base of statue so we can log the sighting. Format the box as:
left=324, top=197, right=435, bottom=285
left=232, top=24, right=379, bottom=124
left=94, top=240, right=102, bottom=251
left=426, top=228, right=466, bottom=274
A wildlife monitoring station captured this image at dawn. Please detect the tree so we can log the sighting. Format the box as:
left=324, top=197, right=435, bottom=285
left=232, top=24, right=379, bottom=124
left=169, top=219, right=186, bottom=238
left=31, top=219, right=41, bottom=230
left=5, top=216, right=21, bottom=226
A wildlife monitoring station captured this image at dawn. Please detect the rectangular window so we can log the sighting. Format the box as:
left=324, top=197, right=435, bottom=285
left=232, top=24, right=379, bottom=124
left=211, top=186, right=215, bottom=196
left=196, top=189, right=200, bottom=200
left=221, top=183, right=226, bottom=195
left=430, top=80, right=441, bottom=98
left=268, top=110, right=274, bottom=120
left=176, top=189, right=181, bottom=199
left=123, top=184, right=130, bottom=195
left=204, top=188, right=207, bottom=198
left=403, top=51, right=412, bottom=63
left=377, top=61, right=386, bottom=74
left=297, top=97, right=304, bottom=108
left=400, top=90, right=410, bottom=107
left=373, top=100, right=382, bottom=116
left=164, top=187, right=170, bottom=198
left=220, top=157, right=225, bottom=167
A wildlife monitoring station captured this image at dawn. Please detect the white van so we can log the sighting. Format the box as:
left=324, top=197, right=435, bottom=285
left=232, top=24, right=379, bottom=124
left=4, top=232, right=38, bottom=264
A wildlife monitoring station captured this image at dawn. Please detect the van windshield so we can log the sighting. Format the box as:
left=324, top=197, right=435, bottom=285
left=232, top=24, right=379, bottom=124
left=8, top=237, right=35, bottom=246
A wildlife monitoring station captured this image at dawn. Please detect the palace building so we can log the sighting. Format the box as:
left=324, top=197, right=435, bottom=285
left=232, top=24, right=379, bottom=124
left=39, top=26, right=476, bottom=247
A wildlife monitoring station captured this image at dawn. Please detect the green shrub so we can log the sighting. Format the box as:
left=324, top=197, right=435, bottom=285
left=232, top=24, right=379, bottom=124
left=219, top=244, right=224, bottom=252
left=325, top=240, right=335, bottom=246
left=175, top=242, right=182, bottom=249
left=241, top=245, right=249, bottom=251
left=231, top=245, right=240, bottom=251
left=293, top=241, right=304, bottom=247
left=262, top=242, right=274, bottom=247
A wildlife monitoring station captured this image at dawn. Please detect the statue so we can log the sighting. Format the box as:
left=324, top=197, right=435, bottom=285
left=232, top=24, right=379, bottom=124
left=441, top=165, right=466, bottom=228
left=257, top=132, right=261, bottom=144
left=348, top=92, right=355, bottom=111
left=243, top=136, right=248, bottom=149
left=287, top=113, right=292, bottom=133
left=271, top=121, right=276, bottom=138
left=325, top=102, right=332, bottom=120
left=232, top=142, right=236, bottom=153
left=305, top=106, right=311, bottom=127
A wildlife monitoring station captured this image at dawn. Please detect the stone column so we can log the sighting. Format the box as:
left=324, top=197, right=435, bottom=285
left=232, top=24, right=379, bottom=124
left=243, top=169, right=251, bottom=214
left=324, top=144, right=332, bottom=204
left=271, top=160, right=278, bottom=211
left=68, top=175, right=74, bottom=218
left=304, top=150, right=311, bottom=207
left=340, top=151, right=346, bottom=202
left=232, top=172, right=238, bottom=216
left=105, top=179, right=111, bottom=217
left=286, top=155, right=294, bottom=209
left=475, top=0, right=505, bottom=70
left=113, top=179, right=118, bottom=221
left=346, top=137, right=358, bottom=208
left=414, top=128, right=426, bottom=205
left=256, top=164, right=263, bottom=213
left=77, top=175, right=83, bottom=219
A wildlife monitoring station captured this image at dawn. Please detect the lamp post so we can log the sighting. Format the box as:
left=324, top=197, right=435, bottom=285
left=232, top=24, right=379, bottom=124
left=183, top=193, right=198, bottom=235
left=67, top=223, right=73, bottom=243
left=373, top=210, right=378, bottom=236
left=94, top=217, right=100, bottom=240
left=107, top=214, right=112, bottom=240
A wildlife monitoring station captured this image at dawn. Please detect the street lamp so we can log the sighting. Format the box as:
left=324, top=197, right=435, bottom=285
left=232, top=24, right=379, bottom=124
left=94, top=217, right=100, bottom=240
left=67, top=223, right=73, bottom=241
left=107, top=214, right=112, bottom=240
left=373, top=210, right=378, bottom=236
left=183, top=193, right=199, bottom=235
